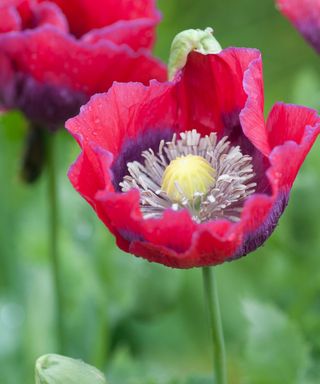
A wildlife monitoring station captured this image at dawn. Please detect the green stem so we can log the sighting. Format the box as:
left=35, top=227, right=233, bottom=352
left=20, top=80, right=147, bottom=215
left=47, top=133, right=65, bottom=353
left=202, top=267, right=227, bottom=384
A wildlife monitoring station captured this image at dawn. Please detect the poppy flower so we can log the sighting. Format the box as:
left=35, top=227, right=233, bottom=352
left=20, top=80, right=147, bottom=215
left=67, top=47, right=320, bottom=268
left=276, top=0, right=320, bottom=54
left=0, top=0, right=166, bottom=131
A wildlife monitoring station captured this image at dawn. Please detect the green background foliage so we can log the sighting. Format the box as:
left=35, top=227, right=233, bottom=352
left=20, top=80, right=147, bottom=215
left=0, top=0, right=320, bottom=383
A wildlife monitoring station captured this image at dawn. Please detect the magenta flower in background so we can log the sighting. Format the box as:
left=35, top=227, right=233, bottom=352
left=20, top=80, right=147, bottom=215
left=277, top=0, right=320, bottom=53
left=0, top=0, right=166, bottom=131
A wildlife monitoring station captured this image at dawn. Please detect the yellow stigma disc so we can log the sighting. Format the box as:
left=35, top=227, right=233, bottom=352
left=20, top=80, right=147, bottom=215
left=161, top=155, right=216, bottom=203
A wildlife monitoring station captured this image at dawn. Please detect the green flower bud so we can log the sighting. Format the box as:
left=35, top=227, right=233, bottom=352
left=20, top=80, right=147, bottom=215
left=168, top=27, right=222, bottom=80
left=35, top=354, right=108, bottom=384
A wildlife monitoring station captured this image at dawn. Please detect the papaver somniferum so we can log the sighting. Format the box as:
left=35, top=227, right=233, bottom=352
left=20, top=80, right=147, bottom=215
left=276, top=0, right=320, bottom=54
left=0, top=0, right=166, bottom=131
left=67, top=35, right=320, bottom=269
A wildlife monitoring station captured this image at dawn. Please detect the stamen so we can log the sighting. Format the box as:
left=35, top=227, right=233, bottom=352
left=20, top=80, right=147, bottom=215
left=119, top=130, right=256, bottom=222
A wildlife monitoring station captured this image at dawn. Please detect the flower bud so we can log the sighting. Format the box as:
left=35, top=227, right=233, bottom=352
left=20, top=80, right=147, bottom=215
left=35, top=354, right=108, bottom=384
left=168, top=27, right=222, bottom=80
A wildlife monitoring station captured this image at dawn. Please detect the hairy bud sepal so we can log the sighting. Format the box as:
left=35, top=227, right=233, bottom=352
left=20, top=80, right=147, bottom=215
left=168, top=27, right=222, bottom=80
left=35, top=354, right=108, bottom=384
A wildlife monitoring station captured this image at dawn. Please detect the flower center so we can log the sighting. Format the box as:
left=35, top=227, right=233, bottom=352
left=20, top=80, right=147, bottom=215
left=161, top=155, right=216, bottom=203
left=120, top=130, right=256, bottom=222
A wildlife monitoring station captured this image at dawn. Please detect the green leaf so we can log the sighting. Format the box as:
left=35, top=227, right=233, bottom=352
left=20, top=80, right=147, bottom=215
left=242, top=300, right=309, bottom=384
left=35, top=354, right=108, bottom=384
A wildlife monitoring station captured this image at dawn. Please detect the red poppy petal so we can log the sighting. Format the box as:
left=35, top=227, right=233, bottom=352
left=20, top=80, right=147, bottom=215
left=0, top=0, right=68, bottom=31
left=68, top=142, right=112, bottom=209
left=94, top=186, right=242, bottom=268
left=232, top=192, right=288, bottom=259
left=233, top=104, right=320, bottom=259
left=0, top=26, right=166, bottom=95
left=277, top=0, right=320, bottom=53
left=1, top=0, right=24, bottom=5
left=130, top=218, right=239, bottom=269
left=92, top=145, right=146, bottom=251
left=48, top=0, right=160, bottom=37
left=1, top=0, right=32, bottom=24
left=68, top=144, right=132, bottom=251
left=68, top=150, right=106, bottom=208
left=239, top=53, right=270, bottom=156
left=142, top=210, right=198, bottom=253
left=267, top=128, right=320, bottom=191
left=82, top=19, right=158, bottom=51
left=0, top=6, right=21, bottom=32
left=33, top=1, right=68, bottom=31
left=179, top=47, right=271, bottom=193
left=178, top=48, right=263, bottom=136
left=266, top=102, right=320, bottom=149
left=132, top=214, right=239, bottom=268
left=66, top=80, right=177, bottom=157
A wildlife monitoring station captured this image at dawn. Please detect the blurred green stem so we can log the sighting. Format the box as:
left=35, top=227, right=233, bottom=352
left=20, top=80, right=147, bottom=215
left=47, top=133, right=65, bottom=353
left=202, top=267, right=227, bottom=384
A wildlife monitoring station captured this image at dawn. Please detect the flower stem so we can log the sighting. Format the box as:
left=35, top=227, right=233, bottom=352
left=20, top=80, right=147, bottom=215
left=202, top=267, right=227, bottom=384
left=47, top=133, right=65, bottom=353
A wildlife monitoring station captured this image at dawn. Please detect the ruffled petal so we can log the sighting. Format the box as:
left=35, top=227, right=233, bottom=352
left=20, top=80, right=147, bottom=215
left=232, top=192, right=288, bottom=259
left=0, top=27, right=166, bottom=94
left=277, top=0, right=320, bottom=53
left=66, top=80, right=178, bottom=188
left=66, top=81, right=177, bottom=152
left=239, top=53, right=270, bottom=156
left=267, top=109, right=320, bottom=190
left=32, top=1, right=69, bottom=31
left=234, top=103, right=320, bottom=258
left=48, top=0, right=160, bottom=37
left=0, top=0, right=32, bottom=28
left=82, top=19, right=158, bottom=51
left=0, top=26, right=166, bottom=126
left=0, top=0, right=68, bottom=32
left=69, top=144, right=139, bottom=250
left=130, top=219, right=239, bottom=268
left=178, top=48, right=263, bottom=137
left=0, top=6, right=21, bottom=32
left=179, top=48, right=271, bottom=193
left=266, top=102, right=320, bottom=149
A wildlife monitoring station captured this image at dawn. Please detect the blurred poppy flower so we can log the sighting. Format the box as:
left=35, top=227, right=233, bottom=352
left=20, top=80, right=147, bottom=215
left=0, top=0, right=166, bottom=130
left=277, top=0, right=320, bottom=53
left=67, top=47, right=320, bottom=268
